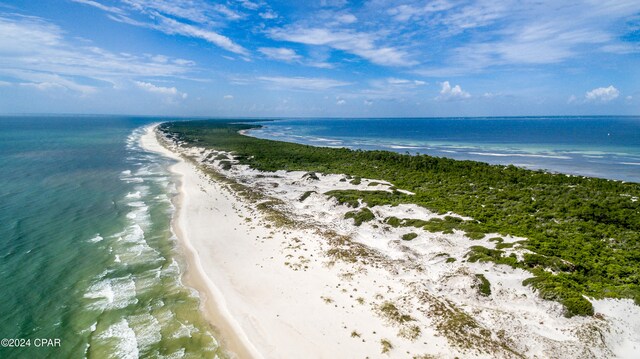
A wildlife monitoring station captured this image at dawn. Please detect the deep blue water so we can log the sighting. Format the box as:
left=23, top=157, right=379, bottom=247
left=246, top=117, right=640, bottom=182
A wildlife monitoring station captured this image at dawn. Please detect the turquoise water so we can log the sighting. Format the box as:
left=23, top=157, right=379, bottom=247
left=0, top=116, right=222, bottom=358
left=2, top=115, right=638, bottom=358
left=247, top=117, right=640, bottom=182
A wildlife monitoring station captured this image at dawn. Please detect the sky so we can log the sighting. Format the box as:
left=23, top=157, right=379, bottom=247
left=0, top=0, right=639, bottom=117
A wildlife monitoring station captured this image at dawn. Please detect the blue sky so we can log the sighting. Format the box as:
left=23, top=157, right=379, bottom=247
left=0, top=0, right=638, bottom=117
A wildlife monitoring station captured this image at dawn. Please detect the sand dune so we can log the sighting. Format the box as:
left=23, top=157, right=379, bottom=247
left=141, top=124, right=640, bottom=359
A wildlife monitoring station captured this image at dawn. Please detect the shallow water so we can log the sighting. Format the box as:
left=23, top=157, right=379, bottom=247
left=247, top=117, right=640, bottom=182
left=0, top=116, right=222, bottom=358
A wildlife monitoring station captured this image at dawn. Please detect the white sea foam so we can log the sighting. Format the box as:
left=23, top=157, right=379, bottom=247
left=162, top=259, right=181, bottom=279
left=84, top=276, right=138, bottom=310
left=619, top=162, right=640, bottom=166
left=84, top=280, right=115, bottom=307
left=128, top=313, right=162, bottom=352
left=126, top=206, right=149, bottom=222
left=127, top=202, right=147, bottom=214
left=389, top=145, right=421, bottom=149
left=88, top=234, right=104, bottom=243
left=171, top=322, right=196, bottom=339
left=123, top=177, right=145, bottom=183
left=114, top=222, right=162, bottom=263
left=126, top=191, right=142, bottom=199
left=119, top=224, right=145, bottom=243
left=97, top=319, right=139, bottom=359
left=468, top=151, right=572, bottom=159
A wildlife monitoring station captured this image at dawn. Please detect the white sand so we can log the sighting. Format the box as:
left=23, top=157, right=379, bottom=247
left=141, top=124, right=640, bottom=359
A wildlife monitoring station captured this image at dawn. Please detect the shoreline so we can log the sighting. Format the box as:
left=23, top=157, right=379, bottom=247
left=243, top=121, right=640, bottom=184
left=140, top=124, right=261, bottom=359
left=141, top=122, right=640, bottom=359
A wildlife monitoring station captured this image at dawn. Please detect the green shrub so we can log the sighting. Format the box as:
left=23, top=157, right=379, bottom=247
left=303, top=172, right=319, bottom=180
left=466, top=246, right=504, bottom=263
left=475, top=274, right=491, bottom=296
left=385, top=216, right=401, bottom=227
left=466, top=232, right=485, bottom=240
left=218, top=160, right=232, bottom=170
left=344, top=207, right=375, bottom=226
left=299, top=190, right=316, bottom=202
left=522, top=273, right=594, bottom=317
left=562, top=296, right=594, bottom=317
left=495, top=242, right=515, bottom=249
left=402, top=232, right=418, bottom=241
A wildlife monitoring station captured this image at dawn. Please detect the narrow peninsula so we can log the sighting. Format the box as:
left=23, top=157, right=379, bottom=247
left=145, top=120, right=640, bottom=359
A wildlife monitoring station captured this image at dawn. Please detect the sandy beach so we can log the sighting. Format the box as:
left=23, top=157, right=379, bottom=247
left=140, top=123, right=640, bottom=359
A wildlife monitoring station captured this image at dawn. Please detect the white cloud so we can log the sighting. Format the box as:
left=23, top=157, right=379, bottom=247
left=257, top=76, right=351, bottom=91
left=173, top=58, right=195, bottom=66
left=626, top=95, right=633, bottom=101
left=223, top=94, right=234, bottom=100
left=212, top=4, right=243, bottom=20
left=436, top=81, right=470, bottom=101
left=259, top=10, right=278, bottom=19
left=364, top=99, right=373, bottom=106
left=387, top=1, right=454, bottom=22
left=150, top=15, right=249, bottom=56
left=85, top=0, right=249, bottom=55
left=412, top=1, right=640, bottom=74
left=336, top=98, right=346, bottom=105
left=307, top=61, right=334, bottom=69
left=151, top=54, right=168, bottom=63
left=135, top=81, right=187, bottom=98
left=120, top=0, right=234, bottom=24
left=386, top=78, right=425, bottom=86
left=269, top=27, right=415, bottom=67
left=259, top=47, right=337, bottom=68
left=19, top=73, right=97, bottom=94
left=585, top=85, right=619, bottom=102
left=258, top=47, right=301, bottom=62
left=336, top=14, right=357, bottom=24
left=355, top=77, right=428, bottom=101
left=71, top=0, right=125, bottom=14
left=0, top=80, right=10, bottom=86
left=0, top=14, right=194, bottom=93
left=19, top=81, right=65, bottom=91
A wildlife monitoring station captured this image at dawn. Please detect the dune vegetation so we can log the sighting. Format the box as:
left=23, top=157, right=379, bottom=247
left=160, top=120, right=640, bottom=317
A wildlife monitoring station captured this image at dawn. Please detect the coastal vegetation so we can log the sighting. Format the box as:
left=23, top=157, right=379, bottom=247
left=402, top=232, right=419, bottom=241
left=344, top=207, right=375, bottom=226
left=475, top=274, right=492, bottom=297
left=160, top=120, right=640, bottom=317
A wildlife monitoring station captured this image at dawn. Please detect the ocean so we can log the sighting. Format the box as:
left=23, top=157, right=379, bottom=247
left=0, top=116, right=222, bottom=358
left=1, top=115, right=639, bottom=359
left=246, top=117, right=640, bottom=183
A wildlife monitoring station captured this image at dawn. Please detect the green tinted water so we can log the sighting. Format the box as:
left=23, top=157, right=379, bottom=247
left=0, top=116, right=222, bottom=358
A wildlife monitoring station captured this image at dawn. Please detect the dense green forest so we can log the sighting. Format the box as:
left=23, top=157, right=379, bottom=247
left=160, top=120, right=640, bottom=317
